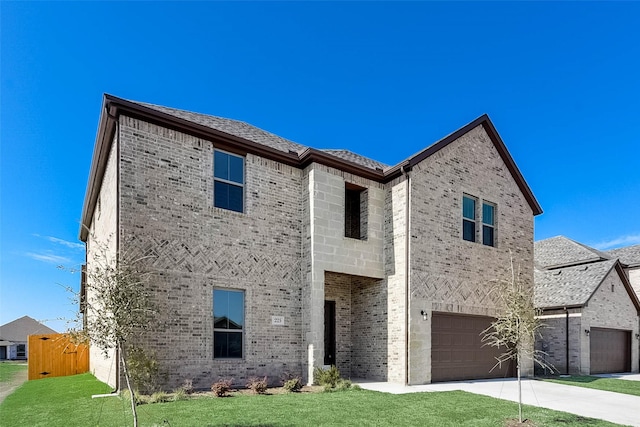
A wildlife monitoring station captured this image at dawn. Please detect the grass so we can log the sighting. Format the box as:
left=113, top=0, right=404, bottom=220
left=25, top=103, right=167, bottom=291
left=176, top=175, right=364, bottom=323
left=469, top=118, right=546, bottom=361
left=0, top=373, right=625, bottom=427
left=543, top=375, right=640, bottom=397
left=0, top=361, right=28, bottom=383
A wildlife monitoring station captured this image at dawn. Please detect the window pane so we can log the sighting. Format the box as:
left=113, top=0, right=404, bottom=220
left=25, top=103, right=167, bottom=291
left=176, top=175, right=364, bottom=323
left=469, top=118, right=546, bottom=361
left=483, top=203, right=494, bottom=226
left=227, top=184, right=243, bottom=213
left=227, top=290, right=244, bottom=329
left=214, top=331, right=242, bottom=358
left=463, top=219, right=475, bottom=242
left=483, top=225, right=494, bottom=246
left=227, top=332, right=243, bottom=358
left=229, top=155, right=244, bottom=184
left=463, top=196, right=475, bottom=220
left=214, top=151, right=229, bottom=180
left=213, top=289, right=229, bottom=328
left=214, top=181, right=229, bottom=209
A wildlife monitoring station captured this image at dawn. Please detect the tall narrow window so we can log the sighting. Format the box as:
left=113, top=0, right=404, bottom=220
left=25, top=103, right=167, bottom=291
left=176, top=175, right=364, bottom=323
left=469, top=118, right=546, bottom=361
left=214, top=150, right=244, bottom=213
left=213, top=289, right=244, bottom=358
left=482, top=202, right=496, bottom=247
left=462, top=195, right=476, bottom=242
left=345, top=184, right=368, bottom=240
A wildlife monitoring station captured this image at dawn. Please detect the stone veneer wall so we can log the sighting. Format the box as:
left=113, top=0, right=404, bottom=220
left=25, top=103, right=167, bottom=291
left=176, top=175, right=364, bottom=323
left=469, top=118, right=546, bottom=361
left=407, top=124, right=535, bottom=384
left=117, top=115, right=304, bottom=390
left=582, top=269, right=639, bottom=373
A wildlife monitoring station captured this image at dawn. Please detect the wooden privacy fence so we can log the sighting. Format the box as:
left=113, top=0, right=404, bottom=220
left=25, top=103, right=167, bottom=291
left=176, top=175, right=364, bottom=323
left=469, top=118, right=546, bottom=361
left=28, top=334, right=89, bottom=380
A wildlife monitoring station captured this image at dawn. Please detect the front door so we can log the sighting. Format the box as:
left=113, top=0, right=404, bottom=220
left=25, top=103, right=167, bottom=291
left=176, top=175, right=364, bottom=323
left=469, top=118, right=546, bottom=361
left=324, top=300, right=336, bottom=365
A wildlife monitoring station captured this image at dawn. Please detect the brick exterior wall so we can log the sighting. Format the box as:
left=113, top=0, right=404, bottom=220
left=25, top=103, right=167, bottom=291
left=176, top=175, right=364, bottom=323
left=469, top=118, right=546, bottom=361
left=582, top=269, right=639, bottom=373
left=86, top=134, right=119, bottom=389
left=535, top=310, right=583, bottom=375
left=406, top=124, right=536, bottom=383
left=117, top=116, right=304, bottom=389
left=85, top=114, right=538, bottom=390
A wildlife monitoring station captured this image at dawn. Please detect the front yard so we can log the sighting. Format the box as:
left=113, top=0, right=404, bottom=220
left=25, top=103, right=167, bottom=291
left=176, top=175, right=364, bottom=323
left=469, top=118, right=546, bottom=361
left=0, top=373, right=625, bottom=426
left=543, top=375, right=640, bottom=397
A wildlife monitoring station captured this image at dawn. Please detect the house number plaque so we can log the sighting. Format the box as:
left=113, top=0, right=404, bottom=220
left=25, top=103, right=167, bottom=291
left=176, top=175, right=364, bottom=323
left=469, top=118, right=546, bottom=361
left=271, top=316, right=285, bottom=326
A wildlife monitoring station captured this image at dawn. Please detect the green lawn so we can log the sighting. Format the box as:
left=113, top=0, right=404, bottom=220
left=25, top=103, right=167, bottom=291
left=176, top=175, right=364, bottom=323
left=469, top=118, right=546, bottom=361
left=544, top=375, right=640, bottom=397
left=0, top=361, right=28, bottom=383
left=0, top=373, right=624, bottom=427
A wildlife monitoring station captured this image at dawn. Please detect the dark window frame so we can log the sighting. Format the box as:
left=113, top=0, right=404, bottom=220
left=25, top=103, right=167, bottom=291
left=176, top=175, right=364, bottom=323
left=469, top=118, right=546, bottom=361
left=462, top=194, right=477, bottom=242
left=213, top=149, right=245, bottom=213
left=482, top=201, right=496, bottom=247
left=213, top=288, right=245, bottom=359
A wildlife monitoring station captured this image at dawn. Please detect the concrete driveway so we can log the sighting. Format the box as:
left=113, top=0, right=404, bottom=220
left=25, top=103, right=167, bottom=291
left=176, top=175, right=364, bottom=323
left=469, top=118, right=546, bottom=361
left=356, top=377, right=640, bottom=427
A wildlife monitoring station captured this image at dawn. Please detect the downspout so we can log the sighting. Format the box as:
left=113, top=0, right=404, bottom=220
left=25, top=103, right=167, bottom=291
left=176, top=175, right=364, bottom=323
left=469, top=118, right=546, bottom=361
left=565, top=307, right=569, bottom=375
left=401, top=165, right=411, bottom=386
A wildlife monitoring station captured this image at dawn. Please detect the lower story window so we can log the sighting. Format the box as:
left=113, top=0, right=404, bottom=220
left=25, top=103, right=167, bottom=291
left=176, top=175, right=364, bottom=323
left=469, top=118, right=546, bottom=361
left=213, top=289, right=244, bottom=358
left=17, top=344, right=26, bottom=358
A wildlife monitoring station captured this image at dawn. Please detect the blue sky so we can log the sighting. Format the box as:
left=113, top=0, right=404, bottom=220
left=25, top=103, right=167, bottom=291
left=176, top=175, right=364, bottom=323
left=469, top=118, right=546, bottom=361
left=1, top=2, right=639, bottom=331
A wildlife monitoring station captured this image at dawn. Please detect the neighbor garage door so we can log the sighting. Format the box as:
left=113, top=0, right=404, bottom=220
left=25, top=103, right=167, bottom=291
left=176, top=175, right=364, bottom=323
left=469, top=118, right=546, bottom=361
left=590, top=328, right=631, bottom=374
left=431, top=312, right=514, bottom=382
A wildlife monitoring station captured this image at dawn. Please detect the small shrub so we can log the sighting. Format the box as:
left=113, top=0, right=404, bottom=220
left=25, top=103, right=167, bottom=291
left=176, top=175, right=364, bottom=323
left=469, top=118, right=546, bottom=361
left=172, top=387, right=189, bottom=401
left=314, top=365, right=341, bottom=388
left=180, top=379, right=194, bottom=394
left=148, top=391, right=171, bottom=404
left=211, top=378, right=233, bottom=397
left=282, top=377, right=303, bottom=393
left=246, top=376, right=268, bottom=394
left=281, top=372, right=303, bottom=393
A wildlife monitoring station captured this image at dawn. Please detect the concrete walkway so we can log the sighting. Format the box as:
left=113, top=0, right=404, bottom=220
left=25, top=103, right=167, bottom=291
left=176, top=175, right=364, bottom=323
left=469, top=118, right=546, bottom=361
left=355, top=378, right=640, bottom=427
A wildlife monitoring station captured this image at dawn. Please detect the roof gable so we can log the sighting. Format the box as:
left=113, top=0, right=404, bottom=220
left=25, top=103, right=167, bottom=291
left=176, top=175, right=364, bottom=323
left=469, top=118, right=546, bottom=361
left=0, top=316, right=57, bottom=342
left=535, top=259, right=640, bottom=311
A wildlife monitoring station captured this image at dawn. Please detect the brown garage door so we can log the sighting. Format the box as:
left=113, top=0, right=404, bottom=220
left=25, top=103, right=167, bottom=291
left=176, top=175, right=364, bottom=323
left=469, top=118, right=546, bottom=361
left=590, top=328, right=631, bottom=374
left=432, top=312, right=514, bottom=382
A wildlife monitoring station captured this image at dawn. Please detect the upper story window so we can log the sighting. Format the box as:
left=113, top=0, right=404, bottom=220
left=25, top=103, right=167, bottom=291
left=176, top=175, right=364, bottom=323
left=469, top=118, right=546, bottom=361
left=213, top=288, right=244, bottom=358
left=214, top=150, right=244, bottom=213
left=482, top=202, right=496, bottom=247
left=462, top=195, right=477, bottom=242
left=345, top=183, right=368, bottom=240
left=462, top=194, right=497, bottom=247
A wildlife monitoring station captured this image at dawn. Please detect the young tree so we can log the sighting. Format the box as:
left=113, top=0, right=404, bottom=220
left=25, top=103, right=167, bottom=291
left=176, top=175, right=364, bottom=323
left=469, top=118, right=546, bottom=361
left=481, top=256, right=554, bottom=424
left=65, top=236, right=157, bottom=427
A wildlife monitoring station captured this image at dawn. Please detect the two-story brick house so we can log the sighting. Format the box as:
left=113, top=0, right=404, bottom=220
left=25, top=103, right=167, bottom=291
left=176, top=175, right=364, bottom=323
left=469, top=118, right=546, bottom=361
left=80, top=94, right=542, bottom=390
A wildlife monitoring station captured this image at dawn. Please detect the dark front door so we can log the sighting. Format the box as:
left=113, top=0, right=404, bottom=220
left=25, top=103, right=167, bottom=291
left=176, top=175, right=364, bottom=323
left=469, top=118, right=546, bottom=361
left=0, top=346, right=6, bottom=360
left=324, top=300, right=336, bottom=365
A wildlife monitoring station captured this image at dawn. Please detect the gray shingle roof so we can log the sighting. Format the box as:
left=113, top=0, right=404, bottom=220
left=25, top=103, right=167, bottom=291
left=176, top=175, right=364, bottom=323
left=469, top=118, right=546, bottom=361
left=534, top=236, right=610, bottom=269
left=131, top=101, right=390, bottom=171
left=0, top=316, right=57, bottom=342
left=320, top=149, right=389, bottom=170
left=606, top=245, right=640, bottom=267
left=534, top=259, right=617, bottom=308
left=136, top=101, right=309, bottom=154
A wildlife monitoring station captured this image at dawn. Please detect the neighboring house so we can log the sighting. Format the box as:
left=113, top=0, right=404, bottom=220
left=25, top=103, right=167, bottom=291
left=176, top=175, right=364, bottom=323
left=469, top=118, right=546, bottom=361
left=80, top=94, right=542, bottom=391
left=607, top=245, right=640, bottom=301
left=534, top=236, right=640, bottom=375
left=0, top=316, right=57, bottom=360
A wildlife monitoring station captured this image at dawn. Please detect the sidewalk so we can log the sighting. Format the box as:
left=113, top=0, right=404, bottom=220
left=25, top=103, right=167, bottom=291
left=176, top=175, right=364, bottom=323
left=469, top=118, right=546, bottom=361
left=356, top=378, right=640, bottom=427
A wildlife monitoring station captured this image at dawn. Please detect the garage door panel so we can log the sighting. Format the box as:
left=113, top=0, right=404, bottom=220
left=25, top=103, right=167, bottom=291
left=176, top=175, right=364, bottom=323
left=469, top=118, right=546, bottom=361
left=590, top=328, right=631, bottom=374
left=432, top=312, right=514, bottom=382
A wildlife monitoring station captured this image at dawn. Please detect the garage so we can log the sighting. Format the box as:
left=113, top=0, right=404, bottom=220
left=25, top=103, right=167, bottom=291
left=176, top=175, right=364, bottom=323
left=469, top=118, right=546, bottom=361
left=590, top=328, right=631, bottom=374
left=431, top=312, right=514, bottom=382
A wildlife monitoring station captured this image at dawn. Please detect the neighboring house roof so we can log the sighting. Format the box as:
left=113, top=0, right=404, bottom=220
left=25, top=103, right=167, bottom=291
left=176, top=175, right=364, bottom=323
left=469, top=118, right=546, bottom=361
left=0, top=316, right=57, bottom=342
left=606, top=245, right=640, bottom=268
left=534, top=236, right=610, bottom=269
left=80, top=94, right=543, bottom=240
left=534, top=259, right=618, bottom=308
